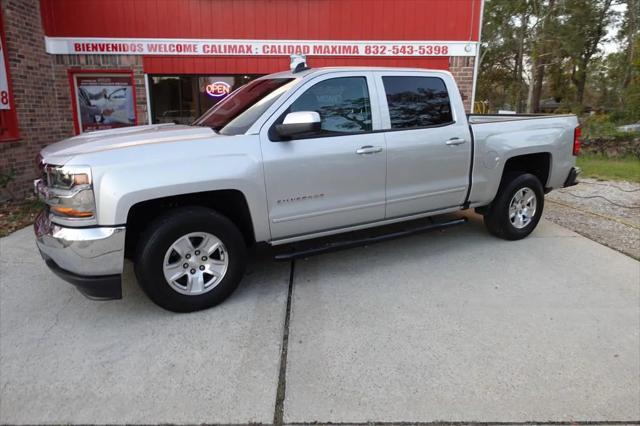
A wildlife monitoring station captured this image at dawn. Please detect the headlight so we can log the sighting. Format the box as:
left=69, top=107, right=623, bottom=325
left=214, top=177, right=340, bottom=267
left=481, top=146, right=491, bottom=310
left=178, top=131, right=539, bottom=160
left=48, top=167, right=91, bottom=189
left=35, top=165, right=96, bottom=219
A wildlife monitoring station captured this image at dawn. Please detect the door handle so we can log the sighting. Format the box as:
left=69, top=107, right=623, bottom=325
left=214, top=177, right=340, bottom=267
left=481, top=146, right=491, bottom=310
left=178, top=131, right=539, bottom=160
left=356, top=145, right=383, bottom=155
left=445, top=137, right=467, bottom=146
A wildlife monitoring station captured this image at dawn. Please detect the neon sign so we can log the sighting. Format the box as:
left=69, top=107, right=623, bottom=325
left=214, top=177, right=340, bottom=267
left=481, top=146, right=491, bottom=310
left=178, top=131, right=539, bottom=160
left=205, top=81, right=231, bottom=97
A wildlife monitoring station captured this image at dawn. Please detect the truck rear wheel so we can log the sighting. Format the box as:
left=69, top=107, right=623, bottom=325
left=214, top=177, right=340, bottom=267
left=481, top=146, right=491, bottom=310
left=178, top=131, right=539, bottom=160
left=483, top=173, right=544, bottom=240
left=134, top=206, right=247, bottom=312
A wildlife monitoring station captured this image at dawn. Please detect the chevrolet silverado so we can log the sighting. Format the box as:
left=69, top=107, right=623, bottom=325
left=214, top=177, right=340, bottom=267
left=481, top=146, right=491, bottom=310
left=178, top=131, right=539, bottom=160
left=34, top=66, right=581, bottom=312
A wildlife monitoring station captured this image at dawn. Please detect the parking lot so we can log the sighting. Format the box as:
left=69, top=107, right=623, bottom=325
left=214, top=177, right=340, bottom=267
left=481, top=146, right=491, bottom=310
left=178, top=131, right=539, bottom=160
left=1, top=212, right=639, bottom=424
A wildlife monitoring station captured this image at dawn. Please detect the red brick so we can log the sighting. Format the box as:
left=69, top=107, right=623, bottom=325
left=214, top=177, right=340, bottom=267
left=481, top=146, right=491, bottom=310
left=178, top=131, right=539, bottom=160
left=449, top=56, right=475, bottom=113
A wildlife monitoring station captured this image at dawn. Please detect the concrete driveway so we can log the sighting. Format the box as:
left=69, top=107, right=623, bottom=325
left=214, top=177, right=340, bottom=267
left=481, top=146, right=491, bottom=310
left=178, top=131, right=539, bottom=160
left=1, top=213, right=638, bottom=424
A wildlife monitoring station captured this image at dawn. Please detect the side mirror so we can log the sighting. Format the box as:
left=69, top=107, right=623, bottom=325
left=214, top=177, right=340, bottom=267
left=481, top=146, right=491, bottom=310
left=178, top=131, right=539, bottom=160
left=275, top=111, right=321, bottom=139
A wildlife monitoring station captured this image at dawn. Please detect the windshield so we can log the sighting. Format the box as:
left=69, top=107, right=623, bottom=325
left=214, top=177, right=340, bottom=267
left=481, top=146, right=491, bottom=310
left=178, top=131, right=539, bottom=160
left=193, top=78, right=296, bottom=135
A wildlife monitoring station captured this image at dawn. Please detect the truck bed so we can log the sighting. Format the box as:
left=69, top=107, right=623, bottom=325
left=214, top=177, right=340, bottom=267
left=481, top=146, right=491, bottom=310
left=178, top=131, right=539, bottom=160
left=467, top=113, right=579, bottom=207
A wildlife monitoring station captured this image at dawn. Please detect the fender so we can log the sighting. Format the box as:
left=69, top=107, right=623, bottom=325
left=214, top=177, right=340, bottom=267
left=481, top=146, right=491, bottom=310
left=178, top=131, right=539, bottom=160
left=468, top=116, right=577, bottom=206
left=78, top=134, right=272, bottom=242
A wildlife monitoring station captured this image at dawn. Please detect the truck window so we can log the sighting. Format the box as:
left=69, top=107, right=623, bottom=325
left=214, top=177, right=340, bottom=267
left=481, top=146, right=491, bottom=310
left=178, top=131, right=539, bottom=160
left=287, top=77, right=372, bottom=136
left=194, top=77, right=295, bottom=135
left=382, top=76, right=453, bottom=129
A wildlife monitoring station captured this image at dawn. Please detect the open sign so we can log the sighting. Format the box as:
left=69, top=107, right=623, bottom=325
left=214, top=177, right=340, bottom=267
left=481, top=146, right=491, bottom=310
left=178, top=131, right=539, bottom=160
left=205, top=81, right=231, bottom=97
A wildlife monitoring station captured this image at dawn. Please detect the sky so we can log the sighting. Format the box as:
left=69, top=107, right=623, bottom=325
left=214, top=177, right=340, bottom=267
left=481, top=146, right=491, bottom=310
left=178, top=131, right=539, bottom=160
left=602, top=1, right=627, bottom=54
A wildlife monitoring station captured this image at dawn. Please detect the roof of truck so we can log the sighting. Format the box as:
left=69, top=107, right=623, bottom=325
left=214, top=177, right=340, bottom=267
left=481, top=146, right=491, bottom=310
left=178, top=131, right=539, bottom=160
left=264, top=66, right=453, bottom=79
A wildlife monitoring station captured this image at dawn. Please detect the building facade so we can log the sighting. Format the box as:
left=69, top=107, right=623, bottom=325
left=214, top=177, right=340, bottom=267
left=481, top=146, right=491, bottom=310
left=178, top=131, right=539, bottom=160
left=0, top=0, right=483, bottom=198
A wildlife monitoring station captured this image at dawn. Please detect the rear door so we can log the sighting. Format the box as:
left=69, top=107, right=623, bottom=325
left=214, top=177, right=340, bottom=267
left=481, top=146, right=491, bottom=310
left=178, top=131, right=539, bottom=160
left=260, top=72, right=387, bottom=240
left=374, top=72, right=472, bottom=218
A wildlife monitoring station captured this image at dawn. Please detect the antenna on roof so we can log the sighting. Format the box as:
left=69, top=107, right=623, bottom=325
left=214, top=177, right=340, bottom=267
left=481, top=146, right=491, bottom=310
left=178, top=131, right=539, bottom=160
left=290, top=54, right=310, bottom=73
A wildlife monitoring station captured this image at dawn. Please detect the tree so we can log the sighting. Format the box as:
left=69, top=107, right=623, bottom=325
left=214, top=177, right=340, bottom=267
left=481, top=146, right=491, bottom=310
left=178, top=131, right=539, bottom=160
left=477, top=0, right=535, bottom=112
left=528, top=0, right=558, bottom=112
left=477, top=0, right=633, bottom=117
left=561, top=0, right=616, bottom=108
left=617, top=0, right=640, bottom=121
left=581, top=0, right=639, bottom=120
left=620, top=0, right=639, bottom=90
left=621, top=36, right=640, bottom=121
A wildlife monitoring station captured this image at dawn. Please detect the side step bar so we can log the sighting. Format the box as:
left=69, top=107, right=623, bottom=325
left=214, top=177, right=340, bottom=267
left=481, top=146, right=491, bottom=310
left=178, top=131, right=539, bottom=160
left=273, top=217, right=467, bottom=261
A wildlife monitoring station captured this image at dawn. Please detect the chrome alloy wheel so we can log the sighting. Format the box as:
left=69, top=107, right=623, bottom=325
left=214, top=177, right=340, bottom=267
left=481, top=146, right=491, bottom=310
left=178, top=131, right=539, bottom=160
left=162, top=232, right=229, bottom=296
left=508, top=187, right=537, bottom=229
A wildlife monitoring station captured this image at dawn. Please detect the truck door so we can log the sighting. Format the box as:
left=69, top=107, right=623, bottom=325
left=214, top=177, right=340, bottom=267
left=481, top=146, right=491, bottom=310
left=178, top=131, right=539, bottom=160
left=260, top=72, right=387, bottom=240
left=374, top=72, right=472, bottom=218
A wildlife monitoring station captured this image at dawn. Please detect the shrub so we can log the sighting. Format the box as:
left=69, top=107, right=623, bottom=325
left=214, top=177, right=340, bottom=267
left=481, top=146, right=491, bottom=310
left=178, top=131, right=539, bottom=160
left=581, top=114, right=639, bottom=141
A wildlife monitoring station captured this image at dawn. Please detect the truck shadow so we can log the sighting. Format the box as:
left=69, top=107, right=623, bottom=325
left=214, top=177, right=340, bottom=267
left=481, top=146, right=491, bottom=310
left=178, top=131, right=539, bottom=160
left=118, top=210, right=493, bottom=314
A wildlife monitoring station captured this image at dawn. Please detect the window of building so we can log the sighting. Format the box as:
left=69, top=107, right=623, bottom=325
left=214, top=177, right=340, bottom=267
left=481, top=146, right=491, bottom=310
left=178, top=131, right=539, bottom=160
left=149, top=74, right=261, bottom=125
left=287, top=77, right=372, bottom=136
left=69, top=71, right=137, bottom=134
left=382, top=76, right=453, bottom=129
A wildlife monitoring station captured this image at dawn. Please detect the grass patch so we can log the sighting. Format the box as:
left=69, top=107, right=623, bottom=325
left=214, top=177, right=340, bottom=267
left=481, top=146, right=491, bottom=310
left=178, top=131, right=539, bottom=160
left=0, top=198, right=44, bottom=238
left=577, top=154, right=640, bottom=183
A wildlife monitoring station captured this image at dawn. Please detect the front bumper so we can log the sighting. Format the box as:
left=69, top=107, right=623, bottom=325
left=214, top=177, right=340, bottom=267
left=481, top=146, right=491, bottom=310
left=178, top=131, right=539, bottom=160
left=34, top=210, right=125, bottom=300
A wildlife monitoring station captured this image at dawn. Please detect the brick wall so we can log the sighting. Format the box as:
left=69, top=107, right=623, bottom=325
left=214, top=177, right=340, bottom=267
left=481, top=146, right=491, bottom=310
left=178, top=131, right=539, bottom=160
left=449, top=56, right=475, bottom=113
left=0, top=0, right=147, bottom=199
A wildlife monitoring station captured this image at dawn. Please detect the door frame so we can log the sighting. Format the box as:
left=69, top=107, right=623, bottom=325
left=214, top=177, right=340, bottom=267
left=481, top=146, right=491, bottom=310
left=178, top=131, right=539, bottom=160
left=371, top=70, right=472, bottom=218
left=258, top=70, right=387, bottom=240
left=258, top=70, right=385, bottom=136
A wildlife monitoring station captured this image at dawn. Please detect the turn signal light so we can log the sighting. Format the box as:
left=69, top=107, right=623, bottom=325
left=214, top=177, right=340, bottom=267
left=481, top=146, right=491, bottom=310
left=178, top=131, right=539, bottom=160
left=50, top=206, right=94, bottom=218
left=573, top=126, right=581, bottom=156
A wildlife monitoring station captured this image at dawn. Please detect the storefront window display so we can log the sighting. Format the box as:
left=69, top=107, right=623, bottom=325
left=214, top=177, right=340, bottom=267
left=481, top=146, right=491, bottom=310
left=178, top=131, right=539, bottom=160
left=69, top=71, right=137, bottom=134
left=150, top=74, right=260, bottom=124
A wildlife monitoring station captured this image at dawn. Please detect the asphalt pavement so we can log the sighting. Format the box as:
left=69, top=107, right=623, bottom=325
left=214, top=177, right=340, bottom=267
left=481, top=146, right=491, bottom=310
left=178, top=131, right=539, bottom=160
left=1, top=212, right=638, bottom=424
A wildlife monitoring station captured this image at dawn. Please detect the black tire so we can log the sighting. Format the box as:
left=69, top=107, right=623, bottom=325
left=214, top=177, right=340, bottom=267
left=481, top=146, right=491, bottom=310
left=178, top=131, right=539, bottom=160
left=483, top=173, right=544, bottom=240
left=134, top=206, right=247, bottom=312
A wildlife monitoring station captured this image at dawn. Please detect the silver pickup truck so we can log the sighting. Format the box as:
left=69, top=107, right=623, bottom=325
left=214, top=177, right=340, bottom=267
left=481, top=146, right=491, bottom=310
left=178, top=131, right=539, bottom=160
left=34, top=66, right=581, bottom=312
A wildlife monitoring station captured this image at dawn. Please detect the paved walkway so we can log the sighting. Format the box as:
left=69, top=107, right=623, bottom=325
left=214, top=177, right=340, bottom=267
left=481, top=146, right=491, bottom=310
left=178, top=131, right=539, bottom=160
left=1, top=213, right=638, bottom=424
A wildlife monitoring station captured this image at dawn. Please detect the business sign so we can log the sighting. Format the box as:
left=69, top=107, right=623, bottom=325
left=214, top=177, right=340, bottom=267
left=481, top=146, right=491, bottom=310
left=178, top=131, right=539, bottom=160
left=71, top=73, right=137, bottom=133
left=0, top=38, right=11, bottom=110
left=206, top=81, right=231, bottom=97
left=45, top=37, right=478, bottom=57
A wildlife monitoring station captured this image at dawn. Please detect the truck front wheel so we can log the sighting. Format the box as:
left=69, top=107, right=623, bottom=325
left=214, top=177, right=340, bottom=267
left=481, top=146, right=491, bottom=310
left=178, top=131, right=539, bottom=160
left=134, top=207, right=247, bottom=312
left=483, top=173, right=544, bottom=240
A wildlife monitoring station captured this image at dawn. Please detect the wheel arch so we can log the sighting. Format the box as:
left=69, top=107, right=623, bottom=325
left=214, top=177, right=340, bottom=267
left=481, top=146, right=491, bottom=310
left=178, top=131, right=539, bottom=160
left=474, top=151, right=552, bottom=215
left=124, top=189, right=256, bottom=259
left=500, top=152, right=552, bottom=189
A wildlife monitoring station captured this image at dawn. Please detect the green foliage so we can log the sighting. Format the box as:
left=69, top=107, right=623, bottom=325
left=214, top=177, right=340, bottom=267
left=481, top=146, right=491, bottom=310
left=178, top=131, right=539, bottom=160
left=581, top=114, right=638, bottom=140
left=619, top=34, right=640, bottom=122
left=477, top=0, right=534, bottom=112
left=577, top=154, right=640, bottom=182
left=477, top=0, right=638, bottom=121
left=0, top=167, right=16, bottom=189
